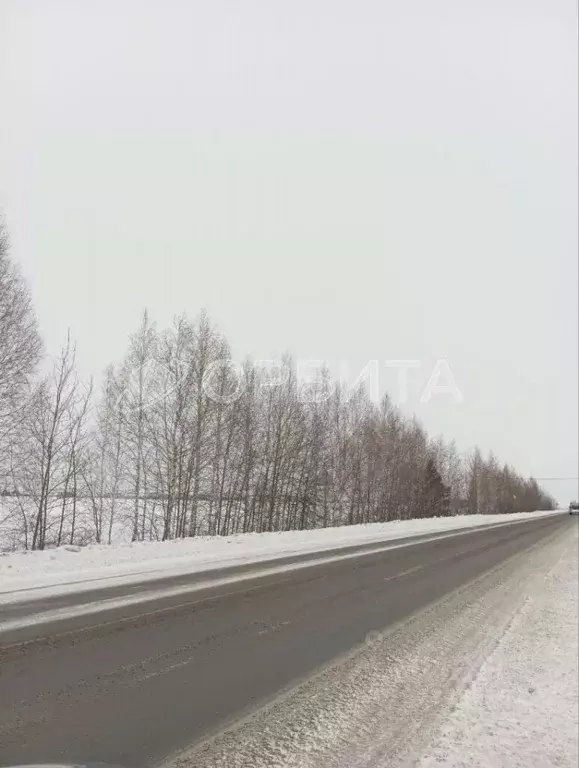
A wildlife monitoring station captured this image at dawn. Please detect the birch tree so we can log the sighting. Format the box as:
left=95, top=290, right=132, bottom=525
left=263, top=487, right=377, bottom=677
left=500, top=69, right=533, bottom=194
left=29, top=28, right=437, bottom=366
left=0, top=218, right=42, bottom=466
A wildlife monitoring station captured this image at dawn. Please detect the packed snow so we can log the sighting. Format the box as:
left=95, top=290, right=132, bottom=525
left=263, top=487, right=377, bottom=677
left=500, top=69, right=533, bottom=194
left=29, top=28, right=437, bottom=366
left=419, top=522, right=578, bottom=768
left=0, top=510, right=559, bottom=606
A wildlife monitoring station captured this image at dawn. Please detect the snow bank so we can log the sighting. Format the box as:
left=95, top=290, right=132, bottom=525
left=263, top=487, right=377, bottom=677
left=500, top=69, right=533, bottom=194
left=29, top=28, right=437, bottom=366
left=419, top=523, right=578, bottom=768
left=0, top=510, right=560, bottom=605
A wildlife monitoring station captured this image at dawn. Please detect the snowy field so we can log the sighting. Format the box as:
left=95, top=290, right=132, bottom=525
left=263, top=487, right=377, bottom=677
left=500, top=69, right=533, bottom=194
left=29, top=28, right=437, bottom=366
left=0, top=510, right=560, bottom=606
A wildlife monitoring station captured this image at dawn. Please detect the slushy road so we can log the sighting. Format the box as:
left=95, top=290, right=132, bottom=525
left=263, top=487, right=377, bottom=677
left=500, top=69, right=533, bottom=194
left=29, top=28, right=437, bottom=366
left=0, top=513, right=570, bottom=767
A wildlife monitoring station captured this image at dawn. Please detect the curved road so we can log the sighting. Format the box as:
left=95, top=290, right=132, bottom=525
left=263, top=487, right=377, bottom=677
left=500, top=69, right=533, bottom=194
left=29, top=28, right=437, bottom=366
left=0, top=513, right=570, bottom=767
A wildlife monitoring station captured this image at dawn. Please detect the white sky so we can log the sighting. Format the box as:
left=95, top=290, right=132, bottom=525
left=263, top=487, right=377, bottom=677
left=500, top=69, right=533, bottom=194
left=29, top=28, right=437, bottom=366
left=0, top=0, right=577, bottom=502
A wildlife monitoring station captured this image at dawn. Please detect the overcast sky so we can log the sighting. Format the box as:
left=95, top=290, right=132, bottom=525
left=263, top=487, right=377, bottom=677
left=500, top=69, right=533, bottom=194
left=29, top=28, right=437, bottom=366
left=1, top=0, right=577, bottom=502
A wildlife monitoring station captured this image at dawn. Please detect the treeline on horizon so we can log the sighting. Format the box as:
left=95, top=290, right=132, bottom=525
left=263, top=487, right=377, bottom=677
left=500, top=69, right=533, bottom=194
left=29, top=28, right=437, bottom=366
left=0, top=219, right=556, bottom=551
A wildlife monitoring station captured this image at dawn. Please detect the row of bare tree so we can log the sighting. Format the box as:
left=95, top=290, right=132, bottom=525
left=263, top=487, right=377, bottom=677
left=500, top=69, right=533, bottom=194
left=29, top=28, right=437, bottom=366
left=0, top=220, right=556, bottom=550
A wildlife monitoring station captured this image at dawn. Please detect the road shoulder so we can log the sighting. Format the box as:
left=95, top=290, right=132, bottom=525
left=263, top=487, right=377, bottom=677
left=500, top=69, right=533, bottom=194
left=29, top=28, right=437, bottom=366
left=419, top=523, right=578, bottom=768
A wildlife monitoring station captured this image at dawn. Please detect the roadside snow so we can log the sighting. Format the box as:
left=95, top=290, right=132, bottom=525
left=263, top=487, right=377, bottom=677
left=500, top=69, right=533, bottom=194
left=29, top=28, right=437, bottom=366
left=419, top=523, right=578, bottom=768
left=164, top=516, right=573, bottom=768
left=0, top=511, right=559, bottom=605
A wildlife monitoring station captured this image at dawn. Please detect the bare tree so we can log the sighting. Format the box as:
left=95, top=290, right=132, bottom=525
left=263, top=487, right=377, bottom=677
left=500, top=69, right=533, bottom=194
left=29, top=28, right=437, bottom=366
left=0, top=217, right=42, bottom=460
left=1, top=304, right=555, bottom=551
left=56, top=376, right=93, bottom=546
left=23, top=333, right=80, bottom=550
left=117, top=310, right=157, bottom=541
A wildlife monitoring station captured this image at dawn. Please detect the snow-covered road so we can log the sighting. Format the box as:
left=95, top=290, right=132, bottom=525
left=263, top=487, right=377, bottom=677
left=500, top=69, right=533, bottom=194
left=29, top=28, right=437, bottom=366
left=1, top=514, right=573, bottom=768
left=165, top=517, right=577, bottom=768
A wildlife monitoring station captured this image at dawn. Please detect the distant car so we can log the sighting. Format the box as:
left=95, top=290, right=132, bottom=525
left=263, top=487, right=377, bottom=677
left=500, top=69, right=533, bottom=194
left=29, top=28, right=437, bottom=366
left=569, top=501, right=579, bottom=515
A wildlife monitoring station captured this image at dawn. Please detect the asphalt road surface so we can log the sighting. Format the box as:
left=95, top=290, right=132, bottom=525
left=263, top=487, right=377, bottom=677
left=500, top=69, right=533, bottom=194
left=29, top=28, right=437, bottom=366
left=0, top=513, right=570, bottom=768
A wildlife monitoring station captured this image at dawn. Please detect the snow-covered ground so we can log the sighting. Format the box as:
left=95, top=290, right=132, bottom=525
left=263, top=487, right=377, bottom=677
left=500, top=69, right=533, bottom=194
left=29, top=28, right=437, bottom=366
left=419, top=523, right=578, bottom=768
left=165, top=515, right=576, bottom=768
left=0, top=510, right=559, bottom=606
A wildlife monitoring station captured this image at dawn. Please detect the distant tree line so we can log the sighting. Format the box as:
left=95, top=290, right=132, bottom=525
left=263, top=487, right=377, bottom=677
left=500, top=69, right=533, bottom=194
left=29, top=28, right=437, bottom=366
left=0, top=219, right=556, bottom=550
